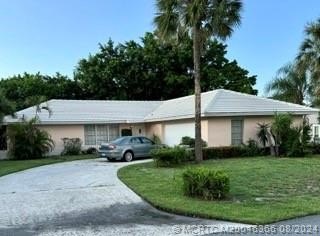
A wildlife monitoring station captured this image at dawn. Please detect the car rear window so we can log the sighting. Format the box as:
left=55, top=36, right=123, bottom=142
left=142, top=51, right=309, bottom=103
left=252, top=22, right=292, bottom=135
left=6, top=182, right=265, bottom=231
left=140, top=137, right=153, bottom=144
left=112, top=137, right=129, bottom=145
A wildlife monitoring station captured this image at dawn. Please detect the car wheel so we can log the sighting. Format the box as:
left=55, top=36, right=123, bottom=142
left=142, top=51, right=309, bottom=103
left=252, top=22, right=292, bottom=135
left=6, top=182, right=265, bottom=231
left=123, top=151, right=133, bottom=162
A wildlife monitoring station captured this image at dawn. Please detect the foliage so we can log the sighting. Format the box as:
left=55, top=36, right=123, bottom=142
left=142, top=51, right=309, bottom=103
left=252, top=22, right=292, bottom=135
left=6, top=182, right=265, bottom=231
left=0, top=72, right=82, bottom=111
left=297, top=18, right=320, bottom=106
left=256, top=123, right=270, bottom=148
left=310, top=143, right=320, bottom=154
left=182, top=168, right=230, bottom=200
left=151, top=146, right=191, bottom=167
left=243, top=139, right=262, bottom=156
left=256, top=113, right=311, bottom=157
left=7, top=118, right=54, bottom=160
left=61, top=138, right=82, bottom=155
left=265, top=63, right=310, bottom=105
left=74, top=33, right=257, bottom=100
left=201, top=144, right=264, bottom=159
left=0, top=90, right=15, bottom=122
left=82, top=147, right=97, bottom=155
left=152, top=134, right=162, bottom=145
left=180, top=136, right=207, bottom=148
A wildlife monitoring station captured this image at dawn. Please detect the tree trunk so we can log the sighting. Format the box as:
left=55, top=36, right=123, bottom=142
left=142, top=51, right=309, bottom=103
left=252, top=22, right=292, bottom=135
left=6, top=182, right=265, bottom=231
left=192, top=26, right=203, bottom=162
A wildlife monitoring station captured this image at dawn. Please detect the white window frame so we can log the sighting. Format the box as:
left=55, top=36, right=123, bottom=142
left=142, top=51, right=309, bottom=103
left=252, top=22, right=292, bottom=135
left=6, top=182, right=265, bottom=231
left=84, top=124, right=119, bottom=145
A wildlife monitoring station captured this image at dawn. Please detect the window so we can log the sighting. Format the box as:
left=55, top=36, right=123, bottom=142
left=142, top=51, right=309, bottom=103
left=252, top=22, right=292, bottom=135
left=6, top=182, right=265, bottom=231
left=96, top=125, right=108, bottom=144
left=84, top=125, right=120, bottom=145
left=231, top=119, right=243, bottom=145
left=141, top=137, right=153, bottom=144
left=130, top=137, right=142, bottom=144
left=84, top=125, right=96, bottom=145
left=109, top=125, right=120, bottom=141
left=315, top=126, right=319, bottom=138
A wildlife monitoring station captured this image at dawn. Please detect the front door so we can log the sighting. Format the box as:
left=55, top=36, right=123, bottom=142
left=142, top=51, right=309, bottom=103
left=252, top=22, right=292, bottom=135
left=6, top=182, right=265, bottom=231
left=121, top=128, right=132, bottom=136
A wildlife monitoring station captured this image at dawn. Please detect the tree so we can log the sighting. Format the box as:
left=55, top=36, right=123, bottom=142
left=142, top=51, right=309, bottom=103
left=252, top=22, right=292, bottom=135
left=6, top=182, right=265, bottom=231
left=265, top=63, right=310, bottom=105
left=256, top=114, right=311, bottom=157
left=74, top=33, right=257, bottom=101
left=154, top=0, right=242, bottom=161
left=297, top=18, right=320, bottom=85
left=0, top=90, right=15, bottom=122
left=7, top=118, right=54, bottom=160
left=0, top=72, right=81, bottom=111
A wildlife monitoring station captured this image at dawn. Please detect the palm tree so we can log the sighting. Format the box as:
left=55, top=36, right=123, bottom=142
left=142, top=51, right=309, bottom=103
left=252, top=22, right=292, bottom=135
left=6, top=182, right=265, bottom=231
left=265, top=63, right=310, bottom=105
left=154, top=0, right=242, bottom=161
left=297, top=18, right=320, bottom=82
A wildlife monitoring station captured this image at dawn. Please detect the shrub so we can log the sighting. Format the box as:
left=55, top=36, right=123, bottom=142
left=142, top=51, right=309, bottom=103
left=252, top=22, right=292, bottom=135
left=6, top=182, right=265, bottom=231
left=152, top=134, right=162, bottom=145
left=182, top=168, right=230, bottom=200
left=201, top=143, right=265, bottom=160
left=61, top=138, right=82, bottom=155
left=202, top=146, right=244, bottom=159
left=180, top=136, right=207, bottom=148
left=151, top=146, right=191, bottom=167
left=257, top=113, right=311, bottom=157
left=7, top=118, right=54, bottom=160
left=83, top=147, right=97, bottom=154
left=242, top=139, right=262, bottom=156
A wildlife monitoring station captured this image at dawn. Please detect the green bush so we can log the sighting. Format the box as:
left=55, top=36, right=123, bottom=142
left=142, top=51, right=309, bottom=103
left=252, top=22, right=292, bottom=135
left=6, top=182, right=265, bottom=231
left=61, top=138, right=82, bottom=155
left=182, top=168, right=230, bottom=200
left=180, top=136, right=207, bottom=148
left=7, top=118, right=54, bottom=160
left=310, top=142, right=320, bottom=154
left=82, top=147, right=97, bottom=154
left=151, top=146, right=191, bottom=167
left=201, top=143, right=265, bottom=160
left=242, top=139, right=262, bottom=156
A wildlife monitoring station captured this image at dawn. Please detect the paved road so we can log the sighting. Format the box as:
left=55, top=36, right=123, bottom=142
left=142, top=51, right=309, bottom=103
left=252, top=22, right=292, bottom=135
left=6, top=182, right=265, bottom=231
left=0, top=158, right=319, bottom=236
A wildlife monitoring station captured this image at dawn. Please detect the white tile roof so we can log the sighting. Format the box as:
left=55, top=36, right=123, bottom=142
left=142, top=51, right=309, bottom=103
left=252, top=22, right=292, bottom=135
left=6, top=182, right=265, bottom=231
left=5, top=100, right=163, bottom=124
left=145, top=89, right=319, bottom=121
left=4, top=89, right=318, bottom=124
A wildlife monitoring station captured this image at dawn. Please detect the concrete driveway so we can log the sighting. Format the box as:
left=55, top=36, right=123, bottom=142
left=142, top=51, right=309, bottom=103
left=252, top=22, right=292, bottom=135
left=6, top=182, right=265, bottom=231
left=0, top=158, right=249, bottom=235
left=0, top=158, right=319, bottom=236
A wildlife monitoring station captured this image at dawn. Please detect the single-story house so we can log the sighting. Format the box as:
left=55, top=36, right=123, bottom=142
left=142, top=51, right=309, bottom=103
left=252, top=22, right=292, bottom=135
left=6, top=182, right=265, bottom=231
left=0, top=89, right=318, bottom=157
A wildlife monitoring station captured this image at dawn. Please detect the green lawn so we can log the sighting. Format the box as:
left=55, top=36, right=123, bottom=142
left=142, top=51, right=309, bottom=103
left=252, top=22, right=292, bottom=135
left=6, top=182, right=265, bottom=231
left=118, top=156, right=320, bottom=224
left=0, top=154, right=96, bottom=177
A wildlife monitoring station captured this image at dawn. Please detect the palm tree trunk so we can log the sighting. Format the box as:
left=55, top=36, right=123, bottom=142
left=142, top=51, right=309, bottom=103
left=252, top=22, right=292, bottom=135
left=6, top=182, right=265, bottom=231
left=193, top=26, right=203, bottom=162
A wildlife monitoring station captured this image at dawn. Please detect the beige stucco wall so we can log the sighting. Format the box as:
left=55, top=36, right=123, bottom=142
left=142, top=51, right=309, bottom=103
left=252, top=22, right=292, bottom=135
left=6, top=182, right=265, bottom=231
left=145, top=122, right=163, bottom=140
left=39, top=125, right=85, bottom=155
left=207, top=117, right=231, bottom=147
left=206, top=115, right=304, bottom=147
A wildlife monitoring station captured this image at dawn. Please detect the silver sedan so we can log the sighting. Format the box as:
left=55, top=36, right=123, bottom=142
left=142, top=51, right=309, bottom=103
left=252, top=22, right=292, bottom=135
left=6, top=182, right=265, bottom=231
left=98, top=136, right=159, bottom=162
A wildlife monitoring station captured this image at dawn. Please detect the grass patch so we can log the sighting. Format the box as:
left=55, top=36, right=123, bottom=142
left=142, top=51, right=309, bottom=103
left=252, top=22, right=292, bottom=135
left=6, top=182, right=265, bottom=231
left=118, top=156, right=320, bottom=224
left=0, top=154, right=96, bottom=177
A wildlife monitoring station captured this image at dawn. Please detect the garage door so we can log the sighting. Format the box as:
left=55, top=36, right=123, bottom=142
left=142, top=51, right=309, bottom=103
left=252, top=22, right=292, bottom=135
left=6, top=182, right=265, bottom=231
left=164, top=122, right=195, bottom=146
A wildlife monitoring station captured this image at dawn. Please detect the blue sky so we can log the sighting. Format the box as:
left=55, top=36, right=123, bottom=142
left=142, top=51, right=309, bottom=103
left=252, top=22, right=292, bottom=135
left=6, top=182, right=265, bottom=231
left=0, top=0, right=319, bottom=94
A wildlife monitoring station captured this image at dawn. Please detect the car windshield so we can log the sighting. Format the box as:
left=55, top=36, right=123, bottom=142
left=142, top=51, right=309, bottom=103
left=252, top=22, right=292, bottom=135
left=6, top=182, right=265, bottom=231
left=111, top=137, right=130, bottom=145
